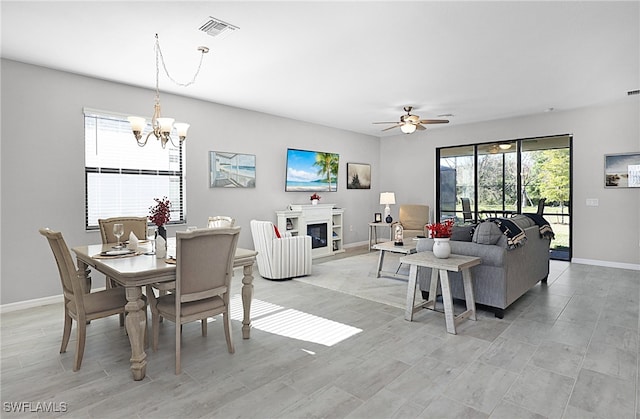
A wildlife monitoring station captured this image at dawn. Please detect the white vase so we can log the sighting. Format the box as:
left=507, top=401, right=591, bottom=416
left=155, top=235, right=167, bottom=259
left=311, top=199, right=319, bottom=205
left=433, top=237, right=451, bottom=259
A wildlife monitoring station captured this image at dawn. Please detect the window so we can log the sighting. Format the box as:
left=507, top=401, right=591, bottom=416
left=84, top=109, right=185, bottom=229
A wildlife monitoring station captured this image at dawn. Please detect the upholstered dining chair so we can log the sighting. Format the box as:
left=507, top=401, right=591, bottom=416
left=98, top=216, right=149, bottom=325
left=207, top=216, right=235, bottom=228
left=98, top=216, right=148, bottom=245
left=250, top=220, right=312, bottom=280
left=149, top=227, right=240, bottom=374
left=395, top=204, right=430, bottom=239
left=39, top=228, right=137, bottom=371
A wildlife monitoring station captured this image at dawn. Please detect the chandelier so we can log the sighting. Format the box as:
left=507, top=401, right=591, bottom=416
left=128, top=34, right=209, bottom=148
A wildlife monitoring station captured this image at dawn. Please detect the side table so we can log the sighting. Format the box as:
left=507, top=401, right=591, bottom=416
left=371, top=240, right=417, bottom=280
left=400, top=251, right=481, bottom=334
left=368, top=222, right=393, bottom=251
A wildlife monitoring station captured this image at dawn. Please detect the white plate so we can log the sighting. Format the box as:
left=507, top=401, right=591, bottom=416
left=101, top=249, right=134, bottom=256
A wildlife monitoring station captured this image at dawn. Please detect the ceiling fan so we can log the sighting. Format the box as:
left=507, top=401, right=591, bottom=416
left=373, top=106, right=449, bottom=134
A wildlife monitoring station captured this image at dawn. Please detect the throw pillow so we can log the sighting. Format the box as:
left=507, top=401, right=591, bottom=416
left=472, top=221, right=503, bottom=245
left=451, top=225, right=475, bottom=242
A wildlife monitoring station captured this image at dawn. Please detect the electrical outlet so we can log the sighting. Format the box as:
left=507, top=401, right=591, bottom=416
left=349, top=225, right=353, bottom=232
left=586, top=198, right=599, bottom=207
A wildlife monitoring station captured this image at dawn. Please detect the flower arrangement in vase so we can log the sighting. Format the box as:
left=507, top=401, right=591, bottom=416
left=426, top=219, right=454, bottom=238
left=426, top=219, right=454, bottom=258
left=310, top=193, right=321, bottom=205
left=149, top=197, right=170, bottom=258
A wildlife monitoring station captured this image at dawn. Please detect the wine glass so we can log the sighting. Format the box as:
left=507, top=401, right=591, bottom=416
left=146, top=226, right=156, bottom=255
left=113, top=223, right=124, bottom=249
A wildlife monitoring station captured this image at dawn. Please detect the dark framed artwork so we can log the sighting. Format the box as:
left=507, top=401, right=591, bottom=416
left=605, top=152, right=640, bottom=188
left=374, top=213, right=382, bottom=222
left=346, top=163, right=371, bottom=189
left=210, top=151, right=256, bottom=188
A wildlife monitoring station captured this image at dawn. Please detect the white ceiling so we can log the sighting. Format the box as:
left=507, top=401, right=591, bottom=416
left=2, top=1, right=638, bottom=137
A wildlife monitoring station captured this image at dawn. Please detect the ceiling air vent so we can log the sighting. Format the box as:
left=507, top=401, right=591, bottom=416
left=199, top=17, right=239, bottom=38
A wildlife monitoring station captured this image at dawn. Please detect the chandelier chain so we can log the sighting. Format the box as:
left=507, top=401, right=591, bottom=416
left=155, top=34, right=206, bottom=88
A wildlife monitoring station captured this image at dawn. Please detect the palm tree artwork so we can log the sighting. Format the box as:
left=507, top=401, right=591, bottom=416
left=313, top=152, right=339, bottom=191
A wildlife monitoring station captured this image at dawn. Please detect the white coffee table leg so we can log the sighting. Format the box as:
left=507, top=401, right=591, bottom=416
left=462, top=268, right=477, bottom=321
left=376, top=250, right=385, bottom=278
left=405, top=264, right=419, bottom=321
left=438, top=269, right=457, bottom=334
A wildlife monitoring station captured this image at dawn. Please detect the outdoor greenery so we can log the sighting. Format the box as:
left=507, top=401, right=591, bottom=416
left=441, top=145, right=571, bottom=250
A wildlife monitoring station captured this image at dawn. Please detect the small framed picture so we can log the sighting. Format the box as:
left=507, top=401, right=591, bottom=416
left=374, top=213, right=382, bottom=223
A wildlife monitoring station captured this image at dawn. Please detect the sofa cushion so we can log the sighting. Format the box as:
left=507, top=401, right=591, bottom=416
left=472, top=221, right=503, bottom=245
left=510, top=214, right=536, bottom=231
left=451, top=225, right=475, bottom=242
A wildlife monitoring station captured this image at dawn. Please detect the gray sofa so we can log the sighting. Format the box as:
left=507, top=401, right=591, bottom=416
left=415, top=215, right=552, bottom=318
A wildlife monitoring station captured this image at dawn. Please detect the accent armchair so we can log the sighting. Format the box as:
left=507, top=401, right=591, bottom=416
left=395, top=204, right=430, bottom=239
left=250, top=220, right=312, bottom=280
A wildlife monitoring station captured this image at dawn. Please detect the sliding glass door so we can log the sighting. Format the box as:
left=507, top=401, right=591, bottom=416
left=436, top=135, right=572, bottom=260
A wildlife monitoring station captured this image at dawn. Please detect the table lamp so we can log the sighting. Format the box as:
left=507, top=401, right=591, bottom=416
left=380, top=192, right=396, bottom=223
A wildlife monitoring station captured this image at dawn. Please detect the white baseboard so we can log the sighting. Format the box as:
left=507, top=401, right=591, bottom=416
left=571, top=258, right=640, bottom=271
left=1, top=286, right=107, bottom=314
left=344, top=240, right=369, bottom=249
left=1, top=294, right=63, bottom=313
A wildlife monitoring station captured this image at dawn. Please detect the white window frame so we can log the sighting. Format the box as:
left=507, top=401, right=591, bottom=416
left=84, top=108, right=186, bottom=230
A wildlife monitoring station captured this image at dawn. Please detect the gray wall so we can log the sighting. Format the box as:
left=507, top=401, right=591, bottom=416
left=0, top=59, right=380, bottom=305
left=381, top=99, right=640, bottom=267
left=2, top=58, right=639, bottom=306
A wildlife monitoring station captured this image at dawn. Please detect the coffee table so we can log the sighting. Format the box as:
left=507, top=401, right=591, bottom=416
left=371, top=240, right=417, bottom=280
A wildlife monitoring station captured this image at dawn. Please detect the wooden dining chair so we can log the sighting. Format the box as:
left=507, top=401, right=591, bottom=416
left=39, top=228, right=133, bottom=371
left=150, top=227, right=240, bottom=374
left=98, top=216, right=148, bottom=245
left=98, top=216, right=149, bottom=325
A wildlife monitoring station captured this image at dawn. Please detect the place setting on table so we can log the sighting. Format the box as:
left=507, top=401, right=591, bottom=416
left=91, top=223, right=155, bottom=259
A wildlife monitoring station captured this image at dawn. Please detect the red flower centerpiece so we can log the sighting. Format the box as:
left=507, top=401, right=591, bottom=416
left=426, top=219, right=454, bottom=258
left=149, top=197, right=171, bottom=240
left=426, top=219, right=454, bottom=238
left=310, top=193, right=321, bottom=201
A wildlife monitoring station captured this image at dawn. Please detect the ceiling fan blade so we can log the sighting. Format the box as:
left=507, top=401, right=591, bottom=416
left=415, top=124, right=426, bottom=131
left=419, top=119, right=449, bottom=124
left=381, top=124, right=401, bottom=131
left=372, top=122, right=400, bottom=124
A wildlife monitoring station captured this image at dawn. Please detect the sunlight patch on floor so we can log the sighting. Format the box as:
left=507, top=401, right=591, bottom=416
left=229, top=294, right=362, bottom=346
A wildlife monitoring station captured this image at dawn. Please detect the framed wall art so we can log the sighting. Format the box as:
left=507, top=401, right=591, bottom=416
left=605, top=152, right=640, bottom=188
left=285, top=148, right=339, bottom=192
left=346, top=162, right=371, bottom=189
left=210, top=151, right=256, bottom=188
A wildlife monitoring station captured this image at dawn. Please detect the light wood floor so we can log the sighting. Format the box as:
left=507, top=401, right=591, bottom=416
left=2, top=249, right=639, bottom=418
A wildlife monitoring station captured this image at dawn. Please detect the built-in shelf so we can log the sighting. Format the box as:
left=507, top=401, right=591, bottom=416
left=276, top=204, right=344, bottom=259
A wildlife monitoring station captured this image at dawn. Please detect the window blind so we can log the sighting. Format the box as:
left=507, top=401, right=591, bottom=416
left=84, top=109, right=185, bottom=229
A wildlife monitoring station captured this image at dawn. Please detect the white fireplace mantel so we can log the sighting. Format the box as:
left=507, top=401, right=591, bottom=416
left=276, top=204, right=344, bottom=259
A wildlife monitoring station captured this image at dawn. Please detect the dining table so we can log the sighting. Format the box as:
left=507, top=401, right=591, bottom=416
left=72, top=240, right=257, bottom=381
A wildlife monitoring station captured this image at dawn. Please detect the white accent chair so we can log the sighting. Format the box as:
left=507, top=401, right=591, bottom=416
left=250, top=220, right=312, bottom=281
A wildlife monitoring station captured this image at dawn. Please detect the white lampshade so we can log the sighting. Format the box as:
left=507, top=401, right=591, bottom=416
left=157, top=117, right=175, bottom=133
left=174, top=122, right=190, bottom=138
left=380, top=192, right=396, bottom=205
left=400, top=123, right=417, bottom=134
left=127, top=116, right=146, bottom=132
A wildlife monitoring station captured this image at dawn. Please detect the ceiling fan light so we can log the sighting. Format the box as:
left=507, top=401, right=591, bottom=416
left=499, top=143, right=512, bottom=150
left=400, top=123, right=416, bottom=134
